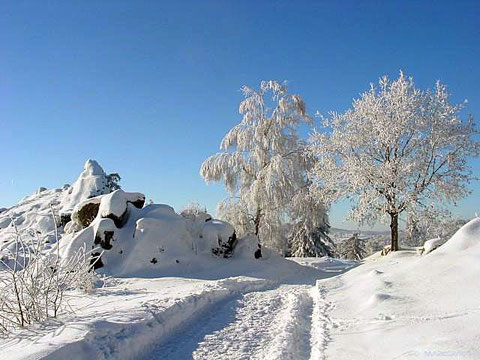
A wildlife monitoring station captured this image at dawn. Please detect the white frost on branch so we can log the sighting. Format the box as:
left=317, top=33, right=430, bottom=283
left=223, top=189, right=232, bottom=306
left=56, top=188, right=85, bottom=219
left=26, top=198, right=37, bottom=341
left=201, top=81, right=329, bottom=254
left=309, top=72, right=480, bottom=250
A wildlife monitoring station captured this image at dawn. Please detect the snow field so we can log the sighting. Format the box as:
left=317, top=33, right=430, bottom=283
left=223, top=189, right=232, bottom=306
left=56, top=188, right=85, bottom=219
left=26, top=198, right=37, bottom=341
left=322, top=219, right=480, bottom=359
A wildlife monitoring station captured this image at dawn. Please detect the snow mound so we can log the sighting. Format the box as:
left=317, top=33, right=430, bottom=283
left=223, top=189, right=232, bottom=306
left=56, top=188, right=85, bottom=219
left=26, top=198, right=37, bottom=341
left=97, top=189, right=145, bottom=226
left=433, top=217, right=480, bottom=254
left=60, top=192, right=258, bottom=277
left=421, top=237, right=442, bottom=255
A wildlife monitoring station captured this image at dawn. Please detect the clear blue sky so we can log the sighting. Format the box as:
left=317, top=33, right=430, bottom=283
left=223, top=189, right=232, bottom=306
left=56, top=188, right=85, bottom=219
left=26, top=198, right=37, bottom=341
left=1, top=1, right=479, bottom=229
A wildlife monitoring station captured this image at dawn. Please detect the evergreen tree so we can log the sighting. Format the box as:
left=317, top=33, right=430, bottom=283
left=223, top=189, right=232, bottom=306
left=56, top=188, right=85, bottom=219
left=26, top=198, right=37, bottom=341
left=289, top=223, right=336, bottom=257
left=106, top=173, right=121, bottom=191
left=339, top=233, right=366, bottom=260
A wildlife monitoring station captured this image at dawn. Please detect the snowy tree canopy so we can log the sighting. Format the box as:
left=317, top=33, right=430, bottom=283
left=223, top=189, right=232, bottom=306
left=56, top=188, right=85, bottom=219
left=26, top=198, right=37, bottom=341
left=201, top=81, right=329, bottom=254
left=309, top=72, right=480, bottom=251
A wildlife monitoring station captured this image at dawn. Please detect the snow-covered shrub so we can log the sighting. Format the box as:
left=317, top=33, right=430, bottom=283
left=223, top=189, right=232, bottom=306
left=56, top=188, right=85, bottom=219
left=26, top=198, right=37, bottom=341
left=0, top=218, right=100, bottom=334
left=180, top=202, right=211, bottom=222
left=233, top=235, right=262, bottom=259
left=201, top=220, right=237, bottom=258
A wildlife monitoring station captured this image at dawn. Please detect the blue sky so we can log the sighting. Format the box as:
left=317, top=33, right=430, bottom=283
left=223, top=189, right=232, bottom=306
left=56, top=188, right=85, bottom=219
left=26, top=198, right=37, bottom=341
left=1, top=1, right=479, bottom=229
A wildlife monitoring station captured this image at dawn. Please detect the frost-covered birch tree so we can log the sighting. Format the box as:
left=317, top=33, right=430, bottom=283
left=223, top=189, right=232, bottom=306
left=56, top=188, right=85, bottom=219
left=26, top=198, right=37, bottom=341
left=309, top=72, right=479, bottom=251
left=201, top=81, right=329, bottom=254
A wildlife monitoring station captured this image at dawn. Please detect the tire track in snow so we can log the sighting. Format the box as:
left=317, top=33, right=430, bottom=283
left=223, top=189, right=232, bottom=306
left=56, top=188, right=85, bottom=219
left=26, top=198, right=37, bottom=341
left=143, top=285, right=320, bottom=360
left=194, top=287, right=290, bottom=360
left=309, top=283, right=333, bottom=360
left=256, top=286, right=313, bottom=360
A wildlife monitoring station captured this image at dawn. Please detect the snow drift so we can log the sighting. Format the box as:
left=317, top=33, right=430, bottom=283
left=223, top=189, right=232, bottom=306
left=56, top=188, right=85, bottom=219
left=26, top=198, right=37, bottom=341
left=432, top=217, right=480, bottom=254
left=321, top=216, right=480, bottom=359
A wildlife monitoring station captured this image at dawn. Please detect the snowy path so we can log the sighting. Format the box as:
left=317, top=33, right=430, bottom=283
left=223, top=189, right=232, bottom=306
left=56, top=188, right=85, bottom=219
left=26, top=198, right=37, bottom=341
left=142, top=284, right=330, bottom=360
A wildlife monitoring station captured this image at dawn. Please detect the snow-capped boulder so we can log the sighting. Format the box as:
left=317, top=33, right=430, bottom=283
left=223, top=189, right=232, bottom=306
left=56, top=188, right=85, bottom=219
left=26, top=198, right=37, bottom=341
left=61, top=202, right=195, bottom=275
left=421, top=237, right=443, bottom=255
left=71, top=197, right=102, bottom=229
left=97, top=190, right=145, bottom=227
left=201, top=220, right=237, bottom=258
left=93, top=218, right=117, bottom=251
left=233, top=235, right=262, bottom=259
left=60, top=195, right=256, bottom=276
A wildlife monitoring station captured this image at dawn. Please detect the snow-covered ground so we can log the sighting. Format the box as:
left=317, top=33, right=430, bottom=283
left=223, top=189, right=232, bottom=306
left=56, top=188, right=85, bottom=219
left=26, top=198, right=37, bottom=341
left=0, top=256, right=356, bottom=360
left=323, top=219, right=480, bottom=359
left=3, top=215, right=480, bottom=360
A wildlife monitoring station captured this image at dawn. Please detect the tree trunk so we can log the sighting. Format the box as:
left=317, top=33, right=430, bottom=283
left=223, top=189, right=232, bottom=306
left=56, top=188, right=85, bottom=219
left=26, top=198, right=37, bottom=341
left=390, top=212, right=399, bottom=251
left=254, top=208, right=262, bottom=236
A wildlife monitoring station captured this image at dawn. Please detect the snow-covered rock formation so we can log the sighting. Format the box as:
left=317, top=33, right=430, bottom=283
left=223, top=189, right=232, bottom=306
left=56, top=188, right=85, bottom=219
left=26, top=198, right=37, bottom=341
left=1, top=159, right=261, bottom=277
left=61, top=159, right=113, bottom=211
left=60, top=189, right=259, bottom=276
left=0, top=159, right=114, bottom=251
left=420, top=237, right=442, bottom=255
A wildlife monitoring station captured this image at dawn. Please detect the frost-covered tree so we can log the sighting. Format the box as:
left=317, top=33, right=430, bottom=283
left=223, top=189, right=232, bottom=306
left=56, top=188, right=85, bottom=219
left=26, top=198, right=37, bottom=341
left=201, top=81, right=328, bottom=254
left=310, top=72, right=479, bottom=251
left=339, top=233, right=366, bottom=260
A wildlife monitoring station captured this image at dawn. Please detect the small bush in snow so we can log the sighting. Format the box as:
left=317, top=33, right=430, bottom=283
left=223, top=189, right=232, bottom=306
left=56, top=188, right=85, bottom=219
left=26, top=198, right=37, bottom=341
left=180, top=202, right=211, bottom=222
left=0, top=216, right=100, bottom=334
